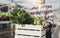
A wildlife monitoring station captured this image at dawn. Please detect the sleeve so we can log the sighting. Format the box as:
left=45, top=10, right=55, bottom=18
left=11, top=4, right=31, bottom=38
left=45, top=12, right=54, bottom=24
left=46, top=6, right=54, bottom=24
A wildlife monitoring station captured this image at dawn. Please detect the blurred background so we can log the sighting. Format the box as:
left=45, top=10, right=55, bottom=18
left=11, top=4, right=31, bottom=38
left=0, top=0, right=60, bottom=38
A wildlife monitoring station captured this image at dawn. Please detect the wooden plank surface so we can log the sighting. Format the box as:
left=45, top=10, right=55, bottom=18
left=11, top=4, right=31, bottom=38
left=15, top=35, right=38, bottom=38
left=15, top=30, right=41, bottom=36
left=15, top=24, right=44, bottom=30
left=15, top=24, right=46, bottom=38
left=15, top=30, right=46, bottom=36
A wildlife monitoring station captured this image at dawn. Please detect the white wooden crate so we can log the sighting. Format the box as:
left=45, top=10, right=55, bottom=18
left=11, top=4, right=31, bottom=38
left=15, top=24, right=46, bottom=38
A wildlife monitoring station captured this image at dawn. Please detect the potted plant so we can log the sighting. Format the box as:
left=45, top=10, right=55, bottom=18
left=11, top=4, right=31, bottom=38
left=0, top=8, right=46, bottom=38
left=0, top=12, right=10, bottom=21
left=8, top=8, right=46, bottom=38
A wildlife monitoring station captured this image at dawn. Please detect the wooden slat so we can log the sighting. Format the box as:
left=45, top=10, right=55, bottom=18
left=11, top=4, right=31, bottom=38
left=15, top=30, right=46, bottom=36
left=15, top=35, right=38, bottom=38
left=15, top=30, right=41, bottom=36
left=15, top=24, right=44, bottom=30
left=15, top=35, right=46, bottom=38
left=17, top=28, right=40, bottom=31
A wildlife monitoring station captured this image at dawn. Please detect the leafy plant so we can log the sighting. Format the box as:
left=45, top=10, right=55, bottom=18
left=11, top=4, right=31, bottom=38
left=33, top=17, right=45, bottom=25
left=9, top=8, right=34, bottom=24
left=0, top=8, right=46, bottom=25
left=39, top=17, right=46, bottom=25
left=0, top=12, right=10, bottom=21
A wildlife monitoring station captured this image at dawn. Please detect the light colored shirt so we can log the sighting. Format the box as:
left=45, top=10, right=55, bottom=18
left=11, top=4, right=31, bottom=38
left=30, top=4, right=54, bottom=24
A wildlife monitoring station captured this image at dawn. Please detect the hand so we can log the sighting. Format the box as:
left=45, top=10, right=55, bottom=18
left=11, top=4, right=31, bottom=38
left=43, top=22, right=50, bottom=28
